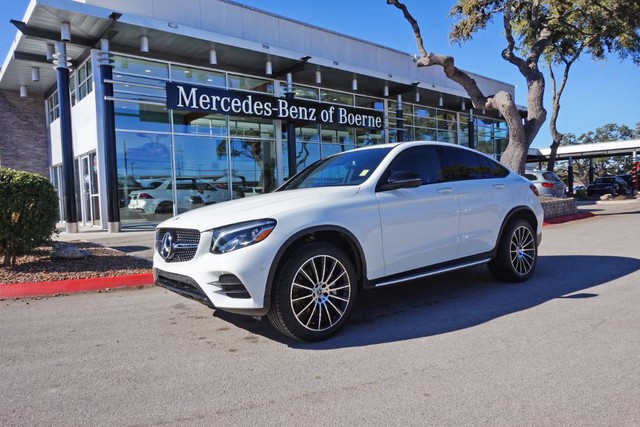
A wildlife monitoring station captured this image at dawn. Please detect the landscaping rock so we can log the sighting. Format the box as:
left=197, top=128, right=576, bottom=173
left=50, top=243, right=91, bottom=260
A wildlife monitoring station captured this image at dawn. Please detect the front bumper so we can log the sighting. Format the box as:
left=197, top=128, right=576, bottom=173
left=153, top=229, right=278, bottom=316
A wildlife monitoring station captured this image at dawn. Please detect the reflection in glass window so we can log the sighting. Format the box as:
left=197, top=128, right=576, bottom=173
left=283, top=142, right=320, bottom=180
left=171, top=65, right=225, bottom=87
left=117, top=131, right=172, bottom=220
left=320, top=124, right=354, bottom=144
left=228, top=74, right=274, bottom=93
left=115, top=101, right=170, bottom=132
left=292, top=85, right=319, bottom=100
left=112, top=74, right=166, bottom=102
left=230, top=139, right=278, bottom=195
left=173, top=111, right=227, bottom=136
left=354, top=95, right=383, bottom=110
left=356, top=128, right=383, bottom=146
left=322, top=143, right=354, bottom=157
left=229, top=116, right=274, bottom=139
left=112, top=55, right=169, bottom=79
left=320, top=89, right=353, bottom=106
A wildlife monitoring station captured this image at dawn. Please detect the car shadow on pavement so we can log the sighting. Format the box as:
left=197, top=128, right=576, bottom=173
left=214, top=254, right=640, bottom=349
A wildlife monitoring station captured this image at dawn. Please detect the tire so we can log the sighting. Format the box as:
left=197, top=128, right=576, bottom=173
left=267, top=242, right=358, bottom=341
left=155, top=201, right=173, bottom=214
left=488, top=219, right=538, bottom=282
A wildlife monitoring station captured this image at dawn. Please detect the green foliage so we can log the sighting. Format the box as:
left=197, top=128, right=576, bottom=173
left=0, top=168, right=59, bottom=267
left=449, top=0, right=640, bottom=65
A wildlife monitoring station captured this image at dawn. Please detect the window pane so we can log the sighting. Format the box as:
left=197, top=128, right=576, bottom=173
left=173, top=111, right=227, bottom=136
left=230, top=116, right=274, bottom=138
left=320, top=89, right=353, bottom=106
left=112, top=55, right=169, bottom=79
left=228, top=74, right=274, bottom=93
left=284, top=142, right=320, bottom=180
left=292, top=85, right=319, bottom=100
left=171, top=65, right=225, bottom=87
left=175, top=135, right=234, bottom=208
left=115, top=101, right=170, bottom=132
left=355, top=95, right=383, bottom=110
left=230, top=138, right=278, bottom=194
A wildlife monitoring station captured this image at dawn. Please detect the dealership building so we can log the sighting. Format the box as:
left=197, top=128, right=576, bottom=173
left=0, top=0, right=513, bottom=232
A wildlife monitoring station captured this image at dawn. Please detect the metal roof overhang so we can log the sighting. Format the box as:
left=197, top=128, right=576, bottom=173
left=532, top=140, right=640, bottom=161
left=0, top=0, right=504, bottom=117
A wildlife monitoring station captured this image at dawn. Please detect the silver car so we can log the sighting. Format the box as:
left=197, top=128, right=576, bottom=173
left=524, top=170, right=566, bottom=198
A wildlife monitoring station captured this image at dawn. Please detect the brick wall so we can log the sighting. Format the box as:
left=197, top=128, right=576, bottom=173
left=0, top=89, right=49, bottom=177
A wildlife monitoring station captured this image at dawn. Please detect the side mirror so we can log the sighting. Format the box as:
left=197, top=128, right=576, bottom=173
left=379, top=171, right=423, bottom=191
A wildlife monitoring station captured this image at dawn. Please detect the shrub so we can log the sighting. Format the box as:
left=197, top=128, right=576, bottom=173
left=0, top=168, right=59, bottom=266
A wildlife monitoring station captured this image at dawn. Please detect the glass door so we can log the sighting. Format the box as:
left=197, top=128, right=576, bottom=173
left=79, top=153, right=100, bottom=226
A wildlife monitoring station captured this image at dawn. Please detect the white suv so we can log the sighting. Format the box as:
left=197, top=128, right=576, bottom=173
left=154, top=142, right=543, bottom=341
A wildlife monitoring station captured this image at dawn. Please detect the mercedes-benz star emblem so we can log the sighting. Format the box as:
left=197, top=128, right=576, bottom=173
left=160, top=231, right=177, bottom=261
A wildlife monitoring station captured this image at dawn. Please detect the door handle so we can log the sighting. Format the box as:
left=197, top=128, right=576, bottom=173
left=493, top=184, right=505, bottom=189
left=437, top=187, right=454, bottom=194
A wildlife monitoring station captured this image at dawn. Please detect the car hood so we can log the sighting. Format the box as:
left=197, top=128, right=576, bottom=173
left=157, top=186, right=361, bottom=232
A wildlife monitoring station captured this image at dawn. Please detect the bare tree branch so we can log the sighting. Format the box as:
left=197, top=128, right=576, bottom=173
left=387, top=0, right=490, bottom=109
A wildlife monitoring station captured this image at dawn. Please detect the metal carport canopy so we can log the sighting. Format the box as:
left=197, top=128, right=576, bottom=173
left=532, top=139, right=640, bottom=161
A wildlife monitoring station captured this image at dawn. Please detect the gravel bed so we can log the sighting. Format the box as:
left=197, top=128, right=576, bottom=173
left=0, top=242, right=152, bottom=284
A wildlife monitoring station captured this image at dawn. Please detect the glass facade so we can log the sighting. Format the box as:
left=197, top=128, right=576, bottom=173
left=47, top=51, right=509, bottom=228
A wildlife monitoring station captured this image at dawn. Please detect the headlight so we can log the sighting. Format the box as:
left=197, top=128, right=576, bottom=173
left=210, top=219, right=277, bottom=254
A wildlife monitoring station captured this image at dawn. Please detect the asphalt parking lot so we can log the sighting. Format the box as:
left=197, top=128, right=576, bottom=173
left=2, top=200, right=639, bottom=426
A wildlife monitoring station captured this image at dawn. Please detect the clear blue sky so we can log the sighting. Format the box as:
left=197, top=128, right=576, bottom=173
left=1, top=0, right=638, bottom=147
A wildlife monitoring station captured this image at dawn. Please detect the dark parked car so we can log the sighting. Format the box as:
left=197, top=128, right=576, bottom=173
left=617, top=174, right=635, bottom=194
left=586, top=176, right=628, bottom=197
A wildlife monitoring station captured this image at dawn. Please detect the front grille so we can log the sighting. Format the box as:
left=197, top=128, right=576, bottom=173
left=210, top=274, right=251, bottom=299
left=155, top=228, right=201, bottom=262
left=154, top=269, right=214, bottom=308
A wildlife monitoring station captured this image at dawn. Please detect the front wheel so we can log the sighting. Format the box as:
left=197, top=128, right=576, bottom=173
left=268, top=242, right=358, bottom=341
left=488, top=219, right=538, bottom=282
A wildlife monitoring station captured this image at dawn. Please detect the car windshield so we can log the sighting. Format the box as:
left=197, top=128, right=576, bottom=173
left=279, top=147, right=393, bottom=190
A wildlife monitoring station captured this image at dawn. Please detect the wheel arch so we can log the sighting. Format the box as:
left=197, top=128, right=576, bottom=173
left=263, top=225, right=367, bottom=309
left=495, top=206, right=540, bottom=252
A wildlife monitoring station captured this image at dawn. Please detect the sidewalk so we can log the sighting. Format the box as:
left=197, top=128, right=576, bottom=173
left=1, top=197, right=637, bottom=299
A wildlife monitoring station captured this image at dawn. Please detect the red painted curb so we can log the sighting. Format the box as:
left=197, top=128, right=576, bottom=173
left=543, top=212, right=595, bottom=226
left=0, top=273, right=154, bottom=299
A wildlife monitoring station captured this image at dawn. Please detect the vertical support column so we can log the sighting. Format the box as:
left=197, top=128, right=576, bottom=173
left=589, top=158, right=594, bottom=184
left=99, top=39, right=120, bottom=232
left=467, top=109, right=475, bottom=149
left=285, top=73, right=297, bottom=178
left=632, top=149, right=638, bottom=194
left=55, top=41, right=78, bottom=233
left=567, top=156, right=574, bottom=197
left=396, top=94, right=404, bottom=142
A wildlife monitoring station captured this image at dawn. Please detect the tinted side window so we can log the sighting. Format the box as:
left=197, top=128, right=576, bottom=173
left=387, top=146, right=444, bottom=185
left=440, top=146, right=508, bottom=181
left=478, top=154, right=509, bottom=178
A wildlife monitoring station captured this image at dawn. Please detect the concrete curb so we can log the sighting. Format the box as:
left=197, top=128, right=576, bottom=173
left=0, top=273, right=154, bottom=299
left=543, top=212, right=595, bottom=226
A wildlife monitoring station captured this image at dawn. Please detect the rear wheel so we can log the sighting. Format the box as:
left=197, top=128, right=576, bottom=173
left=488, top=219, right=537, bottom=282
left=268, top=242, right=358, bottom=341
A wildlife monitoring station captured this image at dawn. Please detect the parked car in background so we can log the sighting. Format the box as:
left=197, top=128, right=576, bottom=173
left=153, top=141, right=544, bottom=341
left=569, top=185, right=588, bottom=198
left=128, top=177, right=237, bottom=214
left=586, top=176, right=628, bottom=197
left=524, top=170, right=566, bottom=198
left=616, top=174, right=634, bottom=194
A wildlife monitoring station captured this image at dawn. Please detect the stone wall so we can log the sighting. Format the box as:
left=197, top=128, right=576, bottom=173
left=0, top=89, right=49, bottom=177
left=540, top=197, right=578, bottom=219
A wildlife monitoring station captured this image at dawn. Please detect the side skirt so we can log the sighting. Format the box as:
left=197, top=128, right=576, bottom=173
left=365, top=253, right=493, bottom=289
